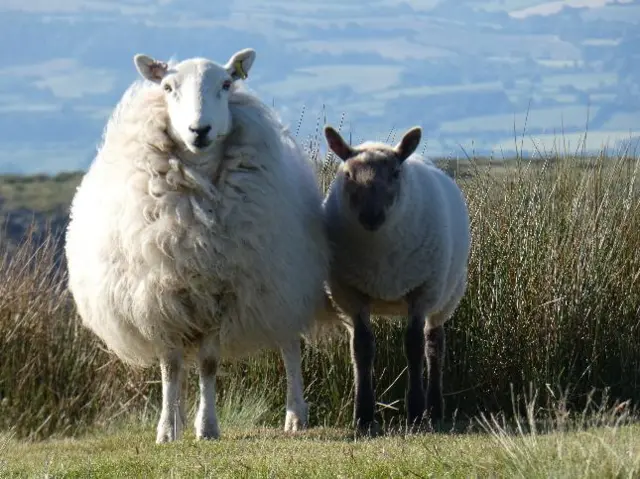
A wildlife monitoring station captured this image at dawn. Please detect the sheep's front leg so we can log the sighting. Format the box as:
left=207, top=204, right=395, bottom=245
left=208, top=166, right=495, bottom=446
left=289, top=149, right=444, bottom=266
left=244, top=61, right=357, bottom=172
left=156, top=350, right=185, bottom=443
left=350, top=306, right=378, bottom=435
left=404, top=312, right=426, bottom=429
left=425, top=324, right=445, bottom=426
left=281, top=339, right=308, bottom=432
left=194, top=335, right=220, bottom=440
left=180, top=371, right=189, bottom=428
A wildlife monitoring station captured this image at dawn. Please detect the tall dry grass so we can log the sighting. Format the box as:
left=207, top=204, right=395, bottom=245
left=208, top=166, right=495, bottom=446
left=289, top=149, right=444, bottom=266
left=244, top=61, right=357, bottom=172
left=0, top=227, right=156, bottom=440
left=1, top=120, right=639, bottom=440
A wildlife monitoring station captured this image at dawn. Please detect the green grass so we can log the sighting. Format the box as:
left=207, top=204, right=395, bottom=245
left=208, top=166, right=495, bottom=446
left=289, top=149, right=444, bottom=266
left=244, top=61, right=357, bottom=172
left=2, top=422, right=640, bottom=477
left=3, top=380, right=640, bottom=477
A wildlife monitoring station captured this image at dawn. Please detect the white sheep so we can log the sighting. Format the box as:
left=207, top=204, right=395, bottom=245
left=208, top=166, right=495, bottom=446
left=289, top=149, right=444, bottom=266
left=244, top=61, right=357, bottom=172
left=64, top=48, right=330, bottom=443
left=322, top=125, right=471, bottom=434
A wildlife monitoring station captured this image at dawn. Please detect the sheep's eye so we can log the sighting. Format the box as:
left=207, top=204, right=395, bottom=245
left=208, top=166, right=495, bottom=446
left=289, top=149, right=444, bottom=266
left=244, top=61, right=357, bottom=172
left=392, top=169, right=401, bottom=180
left=222, top=80, right=232, bottom=91
left=163, top=83, right=173, bottom=93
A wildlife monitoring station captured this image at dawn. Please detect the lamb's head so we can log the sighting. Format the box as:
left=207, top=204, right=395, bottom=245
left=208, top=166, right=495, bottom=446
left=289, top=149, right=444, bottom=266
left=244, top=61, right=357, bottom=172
left=133, top=48, right=256, bottom=154
left=324, top=125, right=422, bottom=232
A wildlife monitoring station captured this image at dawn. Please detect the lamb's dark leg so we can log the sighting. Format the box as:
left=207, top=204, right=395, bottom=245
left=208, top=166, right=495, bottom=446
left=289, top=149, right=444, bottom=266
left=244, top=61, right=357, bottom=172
left=404, top=313, right=426, bottom=428
left=425, top=324, right=445, bottom=426
left=349, top=307, right=377, bottom=434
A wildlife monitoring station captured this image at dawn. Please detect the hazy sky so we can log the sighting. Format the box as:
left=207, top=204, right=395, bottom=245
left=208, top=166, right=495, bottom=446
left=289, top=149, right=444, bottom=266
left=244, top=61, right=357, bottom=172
left=0, top=0, right=638, bottom=173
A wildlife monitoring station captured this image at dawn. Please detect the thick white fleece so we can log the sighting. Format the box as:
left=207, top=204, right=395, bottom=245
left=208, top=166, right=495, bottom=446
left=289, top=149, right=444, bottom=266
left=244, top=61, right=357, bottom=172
left=323, top=153, right=470, bottom=322
left=65, top=79, right=329, bottom=366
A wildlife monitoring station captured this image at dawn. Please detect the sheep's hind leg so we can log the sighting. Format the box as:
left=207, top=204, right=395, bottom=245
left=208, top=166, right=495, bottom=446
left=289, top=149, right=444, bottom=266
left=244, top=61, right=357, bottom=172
left=425, top=323, right=445, bottom=428
left=194, top=334, right=220, bottom=440
left=404, top=311, right=427, bottom=431
left=424, top=278, right=465, bottom=430
left=281, top=339, right=308, bottom=432
left=156, top=350, right=185, bottom=444
left=350, top=307, right=379, bottom=436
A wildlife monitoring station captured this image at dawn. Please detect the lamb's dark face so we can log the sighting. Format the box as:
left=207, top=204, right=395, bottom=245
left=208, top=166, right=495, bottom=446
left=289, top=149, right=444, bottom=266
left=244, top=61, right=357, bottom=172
left=341, top=150, right=402, bottom=231
left=324, top=125, right=422, bottom=232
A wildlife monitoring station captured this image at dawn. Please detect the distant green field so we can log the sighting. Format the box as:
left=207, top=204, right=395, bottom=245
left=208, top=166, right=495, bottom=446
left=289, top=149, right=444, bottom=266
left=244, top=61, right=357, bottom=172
left=0, top=154, right=620, bottom=215
left=0, top=171, right=81, bottom=250
left=0, top=171, right=82, bottom=213
left=0, top=157, right=521, bottom=250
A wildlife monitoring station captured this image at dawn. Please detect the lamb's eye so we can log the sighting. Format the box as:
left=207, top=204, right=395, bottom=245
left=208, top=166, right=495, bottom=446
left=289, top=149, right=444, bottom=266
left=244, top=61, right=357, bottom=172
left=392, top=169, right=401, bottom=179
left=163, top=83, right=173, bottom=93
left=222, top=80, right=232, bottom=91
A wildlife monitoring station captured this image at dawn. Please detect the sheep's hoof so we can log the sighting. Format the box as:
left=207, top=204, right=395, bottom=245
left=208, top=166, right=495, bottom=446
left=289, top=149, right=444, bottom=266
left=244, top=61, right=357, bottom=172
left=195, top=427, right=220, bottom=441
left=156, top=431, right=178, bottom=444
left=195, top=416, right=220, bottom=440
left=284, top=406, right=308, bottom=433
left=156, top=417, right=183, bottom=444
left=355, top=420, right=381, bottom=438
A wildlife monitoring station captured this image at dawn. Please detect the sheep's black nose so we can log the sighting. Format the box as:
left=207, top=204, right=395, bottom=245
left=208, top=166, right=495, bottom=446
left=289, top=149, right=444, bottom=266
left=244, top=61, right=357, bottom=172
left=189, top=125, right=212, bottom=139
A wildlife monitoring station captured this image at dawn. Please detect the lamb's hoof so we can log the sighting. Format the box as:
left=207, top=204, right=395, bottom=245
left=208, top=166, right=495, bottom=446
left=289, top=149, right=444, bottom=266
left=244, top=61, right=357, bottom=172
left=426, top=398, right=444, bottom=432
left=406, top=417, right=429, bottom=435
left=195, top=416, right=220, bottom=440
left=355, top=420, right=381, bottom=438
left=428, top=417, right=445, bottom=433
left=284, top=405, right=308, bottom=433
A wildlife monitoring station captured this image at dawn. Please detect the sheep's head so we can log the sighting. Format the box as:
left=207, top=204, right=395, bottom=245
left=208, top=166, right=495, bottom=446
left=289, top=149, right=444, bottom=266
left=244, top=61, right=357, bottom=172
left=133, top=48, right=256, bottom=154
left=324, top=125, right=422, bottom=232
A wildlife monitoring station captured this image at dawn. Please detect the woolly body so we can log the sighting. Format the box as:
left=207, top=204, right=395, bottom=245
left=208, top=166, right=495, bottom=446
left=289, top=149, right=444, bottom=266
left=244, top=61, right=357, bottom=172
left=324, top=149, right=469, bottom=323
left=65, top=60, right=329, bottom=368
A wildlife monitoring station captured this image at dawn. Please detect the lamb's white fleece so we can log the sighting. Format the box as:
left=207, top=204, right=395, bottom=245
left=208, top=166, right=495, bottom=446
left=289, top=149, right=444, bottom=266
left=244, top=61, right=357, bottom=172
left=65, top=79, right=329, bottom=366
left=323, top=152, right=470, bottom=323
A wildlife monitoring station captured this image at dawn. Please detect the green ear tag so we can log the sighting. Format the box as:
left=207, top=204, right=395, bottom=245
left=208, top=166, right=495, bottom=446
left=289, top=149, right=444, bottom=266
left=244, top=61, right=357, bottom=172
left=234, top=60, right=247, bottom=80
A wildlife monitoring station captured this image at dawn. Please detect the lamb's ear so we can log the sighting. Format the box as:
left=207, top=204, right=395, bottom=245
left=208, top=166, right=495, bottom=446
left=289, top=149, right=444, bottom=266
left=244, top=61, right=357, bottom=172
left=225, top=48, right=256, bottom=81
left=134, top=54, right=168, bottom=83
left=394, top=126, right=422, bottom=162
left=324, top=125, right=354, bottom=161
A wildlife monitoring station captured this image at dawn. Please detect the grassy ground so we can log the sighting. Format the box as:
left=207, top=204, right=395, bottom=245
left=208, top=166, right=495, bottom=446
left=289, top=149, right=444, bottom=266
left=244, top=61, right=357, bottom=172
left=3, top=422, right=640, bottom=478
left=1, top=120, right=640, bottom=477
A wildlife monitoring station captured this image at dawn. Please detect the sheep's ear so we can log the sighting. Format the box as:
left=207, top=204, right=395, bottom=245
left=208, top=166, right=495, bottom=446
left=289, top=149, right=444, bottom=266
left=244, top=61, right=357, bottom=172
left=225, top=48, right=256, bottom=81
left=134, top=54, right=168, bottom=83
left=394, top=126, right=422, bottom=162
left=324, top=126, right=354, bottom=162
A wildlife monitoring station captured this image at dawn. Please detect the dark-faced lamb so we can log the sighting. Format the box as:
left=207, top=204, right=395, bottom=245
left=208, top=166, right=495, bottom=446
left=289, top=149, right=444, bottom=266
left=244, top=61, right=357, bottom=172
left=322, top=125, right=471, bottom=434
